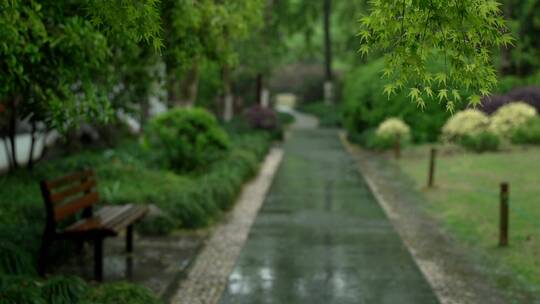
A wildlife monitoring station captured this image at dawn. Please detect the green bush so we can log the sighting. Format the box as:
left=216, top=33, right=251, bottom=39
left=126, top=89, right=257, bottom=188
left=299, top=102, right=342, bottom=127
left=0, top=276, right=45, bottom=304
left=277, top=111, right=295, bottom=126
left=80, top=282, right=161, bottom=304
left=136, top=214, right=177, bottom=236
left=0, top=242, right=36, bottom=276
left=144, top=108, right=230, bottom=173
left=41, top=276, right=89, bottom=304
left=441, top=109, right=490, bottom=142
left=489, top=102, right=537, bottom=138
left=459, top=132, right=500, bottom=152
left=512, top=117, right=540, bottom=145
left=343, top=59, right=463, bottom=143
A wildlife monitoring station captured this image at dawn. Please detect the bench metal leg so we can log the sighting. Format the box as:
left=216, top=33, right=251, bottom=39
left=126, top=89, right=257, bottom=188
left=94, top=238, right=104, bottom=282
left=38, top=234, right=52, bottom=277
left=126, top=225, right=133, bottom=253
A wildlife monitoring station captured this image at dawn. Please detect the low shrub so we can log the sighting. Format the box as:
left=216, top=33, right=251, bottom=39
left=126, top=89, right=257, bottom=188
left=481, top=86, right=540, bottom=114
left=136, top=214, right=177, bottom=236
left=459, top=132, right=500, bottom=152
left=299, top=102, right=342, bottom=127
left=0, top=241, right=36, bottom=276
left=144, top=108, right=230, bottom=173
left=441, top=109, right=490, bottom=142
left=489, top=102, right=537, bottom=137
left=512, top=117, right=540, bottom=145
left=81, top=282, right=161, bottom=304
left=276, top=111, right=295, bottom=126
left=244, top=105, right=278, bottom=130
left=41, top=276, right=89, bottom=304
left=243, top=105, right=284, bottom=140
left=0, top=276, right=44, bottom=304
left=375, top=118, right=411, bottom=142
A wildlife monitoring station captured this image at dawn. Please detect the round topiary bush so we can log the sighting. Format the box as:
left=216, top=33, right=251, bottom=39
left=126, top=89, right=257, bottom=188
left=489, top=102, right=537, bottom=137
left=441, top=109, right=490, bottom=142
left=370, top=118, right=411, bottom=150
left=144, top=108, right=230, bottom=172
left=376, top=118, right=411, bottom=141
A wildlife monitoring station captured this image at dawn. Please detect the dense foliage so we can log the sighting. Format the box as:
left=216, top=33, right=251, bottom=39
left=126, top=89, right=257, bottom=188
left=343, top=59, right=458, bottom=143
left=0, top=0, right=161, bottom=131
left=359, top=0, right=512, bottom=110
left=144, top=108, right=230, bottom=172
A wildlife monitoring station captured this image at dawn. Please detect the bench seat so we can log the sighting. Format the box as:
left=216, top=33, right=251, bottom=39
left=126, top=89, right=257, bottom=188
left=65, top=204, right=148, bottom=236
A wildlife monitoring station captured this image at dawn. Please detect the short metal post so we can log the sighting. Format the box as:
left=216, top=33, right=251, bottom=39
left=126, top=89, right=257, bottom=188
left=499, top=183, right=509, bottom=247
left=427, top=148, right=437, bottom=188
left=126, top=225, right=133, bottom=253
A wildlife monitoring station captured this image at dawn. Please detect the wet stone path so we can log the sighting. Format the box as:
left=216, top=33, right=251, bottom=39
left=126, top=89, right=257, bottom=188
left=218, top=129, right=439, bottom=304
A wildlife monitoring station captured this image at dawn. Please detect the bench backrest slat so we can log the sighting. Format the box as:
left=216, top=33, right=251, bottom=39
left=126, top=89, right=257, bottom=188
left=49, top=179, right=97, bottom=204
left=44, top=170, right=94, bottom=189
left=53, top=191, right=99, bottom=221
left=40, top=170, right=100, bottom=224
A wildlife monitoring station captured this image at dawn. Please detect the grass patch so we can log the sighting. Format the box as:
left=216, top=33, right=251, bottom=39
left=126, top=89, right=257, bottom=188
left=399, top=145, right=540, bottom=293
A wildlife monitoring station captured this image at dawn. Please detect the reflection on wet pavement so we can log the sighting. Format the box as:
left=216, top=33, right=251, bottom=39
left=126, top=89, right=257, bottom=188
left=218, top=129, right=439, bottom=304
left=55, top=233, right=203, bottom=298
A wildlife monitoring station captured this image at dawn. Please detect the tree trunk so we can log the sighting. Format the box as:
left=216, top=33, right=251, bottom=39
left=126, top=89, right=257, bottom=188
left=256, top=73, right=263, bottom=105
left=27, top=122, right=37, bottom=170
left=167, top=76, right=179, bottom=108
left=8, top=97, right=19, bottom=169
left=176, top=63, right=200, bottom=107
left=3, top=136, right=13, bottom=171
left=140, top=98, right=150, bottom=132
left=323, top=0, right=334, bottom=105
left=222, top=65, right=234, bottom=122
left=500, top=0, right=513, bottom=75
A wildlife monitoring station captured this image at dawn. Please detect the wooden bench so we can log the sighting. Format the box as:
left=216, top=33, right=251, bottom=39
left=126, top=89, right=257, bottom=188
left=38, top=170, right=148, bottom=281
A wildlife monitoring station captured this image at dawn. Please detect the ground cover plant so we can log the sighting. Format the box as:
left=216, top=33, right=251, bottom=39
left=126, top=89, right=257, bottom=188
left=298, top=101, right=343, bottom=127
left=399, top=145, right=540, bottom=295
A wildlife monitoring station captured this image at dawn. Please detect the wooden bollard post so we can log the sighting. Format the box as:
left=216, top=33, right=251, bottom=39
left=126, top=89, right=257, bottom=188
left=499, top=182, right=509, bottom=247
left=427, top=148, right=437, bottom=188
left=394, top=135, right=401, bottom=159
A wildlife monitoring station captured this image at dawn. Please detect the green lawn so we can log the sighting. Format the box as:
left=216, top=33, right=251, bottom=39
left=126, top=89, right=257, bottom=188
left=399, top=145, right=540, bottom=293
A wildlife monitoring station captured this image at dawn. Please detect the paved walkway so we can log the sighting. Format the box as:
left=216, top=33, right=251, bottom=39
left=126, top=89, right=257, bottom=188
left=218, top=128, right=440, bottom=304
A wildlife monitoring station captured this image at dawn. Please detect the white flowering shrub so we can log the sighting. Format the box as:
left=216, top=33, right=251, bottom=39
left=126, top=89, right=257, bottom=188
left=441, top=109, right=490, bottom=142
left=376, top=118, right=411, bottom=140
left=489, top=102, right=537, bottom=137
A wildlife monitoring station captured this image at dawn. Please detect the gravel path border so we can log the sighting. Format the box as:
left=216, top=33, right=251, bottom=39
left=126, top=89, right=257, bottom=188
left=170, top=147, right=284, bottom=304
left=340, top=133, right=510, bottom=304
